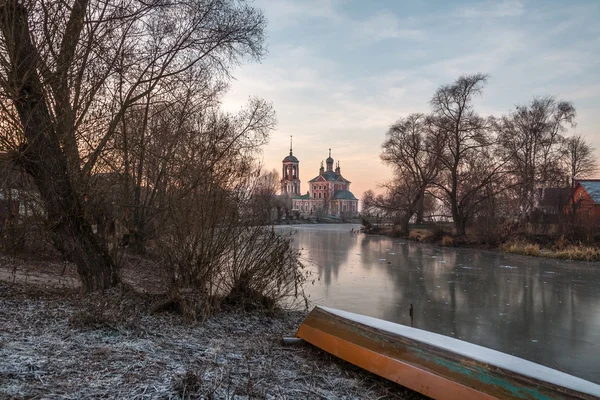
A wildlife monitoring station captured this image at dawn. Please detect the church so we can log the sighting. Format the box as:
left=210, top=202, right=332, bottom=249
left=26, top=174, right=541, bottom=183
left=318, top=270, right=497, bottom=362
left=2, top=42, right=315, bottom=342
left=281, top=138, right=359, bottom=217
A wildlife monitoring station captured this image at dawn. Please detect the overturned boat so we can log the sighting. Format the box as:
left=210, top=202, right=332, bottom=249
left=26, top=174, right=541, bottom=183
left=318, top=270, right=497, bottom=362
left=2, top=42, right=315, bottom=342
left=296, top=306, right=600, bottom=400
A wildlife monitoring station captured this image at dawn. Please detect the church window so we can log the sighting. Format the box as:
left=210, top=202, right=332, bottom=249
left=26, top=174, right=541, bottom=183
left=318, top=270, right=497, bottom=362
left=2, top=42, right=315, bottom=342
left=319, top=193, right=321, bottom=199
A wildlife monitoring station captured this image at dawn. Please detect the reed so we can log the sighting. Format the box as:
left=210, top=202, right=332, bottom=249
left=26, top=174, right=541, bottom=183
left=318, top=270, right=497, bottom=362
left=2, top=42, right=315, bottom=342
left=501, top=241, right=600, bottom=262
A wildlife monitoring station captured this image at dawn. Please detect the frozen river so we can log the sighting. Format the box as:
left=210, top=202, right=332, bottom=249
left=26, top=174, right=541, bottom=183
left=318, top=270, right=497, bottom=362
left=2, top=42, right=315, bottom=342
left=279, top=224, right=600, bottom=384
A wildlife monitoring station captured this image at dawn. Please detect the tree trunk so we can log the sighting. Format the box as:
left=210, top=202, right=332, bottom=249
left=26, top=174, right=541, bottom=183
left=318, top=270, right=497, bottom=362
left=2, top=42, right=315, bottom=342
left=454, top=215, right=467, bottom=237
left=0, top=0, right=118, bottom=291
left=398, top=214, right=410, bottom=236
left=451, top=197, right=467, bottom=236
left=415, top=192, right=425, bottom=224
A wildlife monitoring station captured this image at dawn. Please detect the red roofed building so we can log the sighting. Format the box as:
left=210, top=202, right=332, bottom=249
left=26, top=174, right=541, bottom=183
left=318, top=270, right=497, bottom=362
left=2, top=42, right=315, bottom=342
left=567, top=179, right=600, bottom=224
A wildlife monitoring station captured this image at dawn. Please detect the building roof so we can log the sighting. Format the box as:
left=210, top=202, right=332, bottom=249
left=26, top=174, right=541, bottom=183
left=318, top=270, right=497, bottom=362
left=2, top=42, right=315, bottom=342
left=283, top=154, right=298, bottom=163
left=333, top=190, right=358, bottom=200
left=578, top=180, right=600, bottom=204
left=309, top=170, right=350, bottom=183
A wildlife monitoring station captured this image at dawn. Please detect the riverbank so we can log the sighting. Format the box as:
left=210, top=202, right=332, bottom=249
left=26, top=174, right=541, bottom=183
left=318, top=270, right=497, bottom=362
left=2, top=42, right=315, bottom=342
left=0, top=280, right=423, bottom=399
left=273, top=217, right=362, bottom=225
left=365, top=225, right=600, bottom=262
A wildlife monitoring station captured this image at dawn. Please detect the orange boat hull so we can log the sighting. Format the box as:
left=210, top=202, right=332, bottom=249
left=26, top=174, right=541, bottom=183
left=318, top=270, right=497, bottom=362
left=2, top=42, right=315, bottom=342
left=296, top=306, right=600, bottom=400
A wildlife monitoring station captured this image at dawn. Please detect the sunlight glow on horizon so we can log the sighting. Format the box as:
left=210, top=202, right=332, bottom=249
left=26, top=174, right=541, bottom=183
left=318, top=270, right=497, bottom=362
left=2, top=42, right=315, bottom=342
left=222, top=0, right=600, bottom=201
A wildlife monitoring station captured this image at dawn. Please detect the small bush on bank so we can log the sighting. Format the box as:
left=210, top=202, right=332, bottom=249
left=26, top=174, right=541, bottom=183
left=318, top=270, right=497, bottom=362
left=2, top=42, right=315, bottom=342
left=155, top=166, right=307, bottom=321
left=552, top=235, right=568, bottom=251
left=441, top=236, right=454, bottom=247
left=408, top=229, right=432, bottom=242
left=408, top=231, right=421, bottom=241
left=468, top=220, right=507, bottom=246
left=500, top=240, right=600, bottom=262
left=500, top=242, right=541, bottom=257
left=221, top=227, right=305, bottom=312
left=553, top=246, right=600, bottom=262
left=429, top=225, right=446, bottom=242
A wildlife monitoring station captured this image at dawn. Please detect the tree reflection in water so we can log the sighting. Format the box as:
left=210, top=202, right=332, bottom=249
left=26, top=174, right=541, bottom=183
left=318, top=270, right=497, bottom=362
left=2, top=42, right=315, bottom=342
left=280, top=224, right=600, bottom=384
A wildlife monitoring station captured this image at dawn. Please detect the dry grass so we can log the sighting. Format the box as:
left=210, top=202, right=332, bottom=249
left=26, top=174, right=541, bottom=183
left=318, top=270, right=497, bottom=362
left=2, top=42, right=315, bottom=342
left=0, top=281, right=424, bottom=399
left=552, top=235, right=568, bottom=251
left=408, top=231, right=420, bottom=241
left=500, top=241, right=600, bottom=262
left=500, top=242, right=541, bottom=257
left=553, top=246, right=600, bottom=262
left=441, top=235, right=454, bottom=247
left=408, top=229, right=431, bottom=242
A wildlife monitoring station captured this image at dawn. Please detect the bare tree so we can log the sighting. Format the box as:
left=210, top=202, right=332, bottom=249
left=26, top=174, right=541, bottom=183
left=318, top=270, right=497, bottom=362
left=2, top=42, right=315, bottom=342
left=0, top=0, right=267, bottom=290
left=562, top=134, right=598, bottom=183
left=380, top=113, right=443, bottom=234
left=498, top=96, right=576, bottom=218
left=252, top=168, right=280, bottom=223
left=430, top=74, right=509, bottom=236
left=561, top=134, right=598, bottom=217
left=151, top=98, right=304, bottom=318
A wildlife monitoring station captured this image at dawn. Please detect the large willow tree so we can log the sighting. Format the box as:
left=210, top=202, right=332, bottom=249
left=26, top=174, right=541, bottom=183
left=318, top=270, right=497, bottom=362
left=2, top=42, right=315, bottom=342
left=0, top=0, right=266, bottom=291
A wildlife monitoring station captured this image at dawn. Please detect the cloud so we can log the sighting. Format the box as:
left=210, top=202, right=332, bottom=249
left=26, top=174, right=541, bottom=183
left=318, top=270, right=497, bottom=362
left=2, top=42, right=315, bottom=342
left=254, top=0, right=345, bottom=31
left=457, top=0, right=525, bottom=19
left=354, top=12, right=425, bottom=44
left=221, top=0, right=600, bottom=195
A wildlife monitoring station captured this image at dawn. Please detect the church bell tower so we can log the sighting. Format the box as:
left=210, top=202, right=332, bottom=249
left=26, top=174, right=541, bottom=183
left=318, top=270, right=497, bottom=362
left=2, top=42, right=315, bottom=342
left=281, top=136, right=300, bottom=196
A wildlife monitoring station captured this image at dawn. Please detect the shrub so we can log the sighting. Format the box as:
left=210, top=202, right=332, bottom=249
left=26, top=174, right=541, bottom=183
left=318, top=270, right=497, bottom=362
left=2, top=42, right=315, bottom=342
left=552, top=235, right=568, bottom=251
left=441, top=236, right=454, bottom=247
left=155, top=169, right=307, bottom=320
left=500, top=242, right=540, bottom=257
left=220, top=227, right=306, bottom=311
left=408, top=229, right=433, bottom=242
left=554, top=246, right=600, bottom=262
left=523, top=244, right=541, bottom=256
left=428, top=224, right=446, bottom=242
left=408, top=231, right=420, bottom=241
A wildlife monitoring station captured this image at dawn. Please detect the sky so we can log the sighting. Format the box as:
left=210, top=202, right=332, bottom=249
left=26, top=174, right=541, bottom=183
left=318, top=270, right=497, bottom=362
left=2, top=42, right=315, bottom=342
left=222, top=0, right=600, bottom=201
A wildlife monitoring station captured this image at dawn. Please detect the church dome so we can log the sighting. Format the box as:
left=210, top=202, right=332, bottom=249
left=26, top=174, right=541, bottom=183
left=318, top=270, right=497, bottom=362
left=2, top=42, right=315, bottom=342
left=326, top=148, right=333, bottom=165
left=322, top=170, right=338, bottom=181
left=334, top=190, right=358, bottom=200
left=283, top=154, right=298, bottom=162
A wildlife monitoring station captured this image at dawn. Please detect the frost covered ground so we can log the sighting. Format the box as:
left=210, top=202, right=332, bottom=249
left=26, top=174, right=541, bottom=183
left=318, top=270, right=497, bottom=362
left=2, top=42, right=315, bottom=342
left=0, top=281, right=424, bottom=399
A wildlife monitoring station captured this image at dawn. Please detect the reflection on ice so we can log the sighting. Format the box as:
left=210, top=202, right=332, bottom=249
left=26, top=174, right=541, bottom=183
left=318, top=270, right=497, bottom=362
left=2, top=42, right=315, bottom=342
left=278, top=224, right=600, bottom=384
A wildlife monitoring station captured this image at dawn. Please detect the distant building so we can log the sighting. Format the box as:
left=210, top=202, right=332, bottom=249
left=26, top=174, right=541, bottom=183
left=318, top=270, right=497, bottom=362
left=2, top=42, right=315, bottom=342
left=568, top=180, right=600, bottom=223
left=0, top=152, right=42, bottom=221
left=280, top=139, right=358, bottom=217
left=281, top=137, right=301, bottom=196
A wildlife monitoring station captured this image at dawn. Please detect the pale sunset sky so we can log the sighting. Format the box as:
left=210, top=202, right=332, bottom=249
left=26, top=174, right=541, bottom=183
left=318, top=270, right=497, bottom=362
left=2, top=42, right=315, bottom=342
left=222, top=0, right=600, bottom=200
